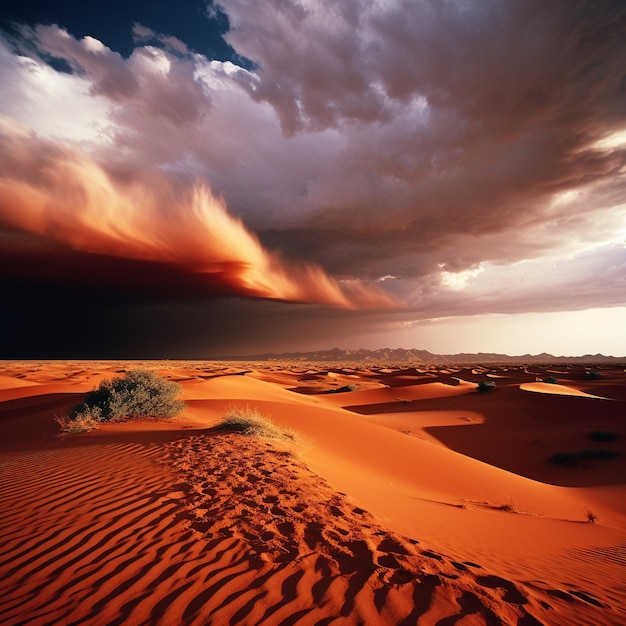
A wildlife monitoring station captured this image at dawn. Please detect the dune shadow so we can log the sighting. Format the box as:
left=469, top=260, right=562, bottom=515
left=420, top=390, right=624, bottom=487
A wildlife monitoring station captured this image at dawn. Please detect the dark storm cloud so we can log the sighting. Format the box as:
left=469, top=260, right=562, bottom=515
left=221, top=1, right=626, bottom=129
left=219, top=0, right=626, bottom=278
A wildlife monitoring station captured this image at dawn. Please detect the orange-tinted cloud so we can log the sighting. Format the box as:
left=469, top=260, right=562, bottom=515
left=0, top=117, right=399, bottom=309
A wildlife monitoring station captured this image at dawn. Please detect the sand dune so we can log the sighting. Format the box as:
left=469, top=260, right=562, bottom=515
left=1, top=360, right=625, bottom=625
left=519, top=381, right=611, bottom=400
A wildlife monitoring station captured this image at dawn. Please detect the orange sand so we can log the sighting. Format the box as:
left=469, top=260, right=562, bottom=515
left=0, top=360, right=624, bottom=625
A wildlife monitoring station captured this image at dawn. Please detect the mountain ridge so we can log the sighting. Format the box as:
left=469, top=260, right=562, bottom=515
left=214, top=347, right=624, bottom=364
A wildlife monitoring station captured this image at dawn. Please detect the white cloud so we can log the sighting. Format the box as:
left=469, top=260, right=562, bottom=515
left=592, top=129, right=626, bottom=151
left=440, top=265, right=484, bottom=292
left=0, top=37, right=111, bottom=142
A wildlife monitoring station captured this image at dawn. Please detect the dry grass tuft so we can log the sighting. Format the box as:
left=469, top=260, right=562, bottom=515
left=55, top=408, right=101, bottom=433
left=219, top=405, right=297, bottom=443
left=495, top=495, right=522, bottom=514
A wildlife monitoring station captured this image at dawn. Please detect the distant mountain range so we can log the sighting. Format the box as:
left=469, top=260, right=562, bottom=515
left=217, top=347, right=624, bottom=364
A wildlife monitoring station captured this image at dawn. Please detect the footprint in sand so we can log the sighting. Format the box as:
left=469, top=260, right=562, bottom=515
left=330, top=505, right=345, bottom=517
left=377, top=553, right=402, bottom=569
left=476, top=574, right=528, bottom=605
left=566, top=589, right=607, bottom=608
left=546, top=589, right=608, bottom=609
left=377, top=536, right=412, bottom=555
left=277, top=520, right=296, bottom=538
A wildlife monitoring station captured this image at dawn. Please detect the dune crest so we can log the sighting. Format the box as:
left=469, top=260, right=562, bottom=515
left=520, top=381, right=610, bottom=399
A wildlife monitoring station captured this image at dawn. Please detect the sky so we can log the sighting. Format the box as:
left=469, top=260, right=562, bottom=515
left=1, top=0, right=625, bottom=358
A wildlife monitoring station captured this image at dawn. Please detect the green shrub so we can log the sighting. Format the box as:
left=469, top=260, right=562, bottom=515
left=543, top=376, right=558, bottom=384
left=549, top=448, right=619, bottom=465
left=476, top=380, right=496, bottom=393
left=579, top=448, right=619, bottom=461
left=549, top=452, right=579, bottom=466
left=324, top=385, right=358, bottom=394
left=70, top=370, right=185, bottom=423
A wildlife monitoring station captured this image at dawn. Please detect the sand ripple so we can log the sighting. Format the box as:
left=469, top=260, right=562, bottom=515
left=0, top=434, right=544, bottom=625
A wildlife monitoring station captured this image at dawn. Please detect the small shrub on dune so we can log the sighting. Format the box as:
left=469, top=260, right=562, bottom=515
left=549, top=448, right=619, bottom=466
left=588, top=430, right=618, bottom=443
left=60, top=370, right=185, bottom=432
left=324, top=385, right=358, bottom=394
left=543, top=376, right=558, bottom=384
left=548, top=451, right=579, bottom=466
left=579, top=448, right=619, bottom=461
left=476, top=380, right=496, bottom=393
left=220, top=406, right=297, bottom=442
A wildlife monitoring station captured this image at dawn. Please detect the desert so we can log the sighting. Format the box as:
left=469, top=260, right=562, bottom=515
left=0, top=358, right=624, bottom=625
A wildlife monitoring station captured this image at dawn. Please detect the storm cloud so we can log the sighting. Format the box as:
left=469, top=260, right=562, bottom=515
left=1, top=0, right=625, bottom=356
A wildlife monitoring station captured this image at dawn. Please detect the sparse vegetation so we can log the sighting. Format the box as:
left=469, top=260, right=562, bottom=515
left=55, top=408, right=102, bottom=433
left=60, top=370, right=185, bottom=432
left=323, top=385, right=358, bottom=394
left=549, top=452, right=578, bottom=466
left=549, top=448, right=619, bottom=466
left=495, top=495, right=522, bottom=513
left=476, top=380, right=496, bottom=393
left=588, top=430, right=618, bottom=443
left=579, top=448, right=620, bottom=461
left=219, top=405, right=297, bottom=442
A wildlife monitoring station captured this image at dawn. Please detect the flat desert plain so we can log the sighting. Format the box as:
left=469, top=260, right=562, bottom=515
left=0, top=360, right=624, bottom=625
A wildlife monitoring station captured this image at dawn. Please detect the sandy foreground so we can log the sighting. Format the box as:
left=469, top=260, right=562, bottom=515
left=0, top=360, right=624, bottom=625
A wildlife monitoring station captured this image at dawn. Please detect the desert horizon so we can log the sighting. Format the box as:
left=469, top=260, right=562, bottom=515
left=1, top=357, right=624, bottom=624
left=211, top=347, right=626, bottom=363
left=5, top=346, right=625, bottom=364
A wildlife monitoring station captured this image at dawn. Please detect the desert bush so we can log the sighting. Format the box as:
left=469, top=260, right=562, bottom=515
left=578, top=448, right=619, bottom=461
left=549, top=452, right=578, bottom=466
left=324, top=385, right=358, bottom=394
left=543, top=376, right=558, bottom=384
left=549, top=448, right=619, bottom=465
left=69, top=370, right=185, bottom=423
left=476, top=380, right=496, bottom=393
left=588, top=430, right=618, bottom=442
left=220, top=405, right=296, bottom=442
